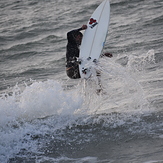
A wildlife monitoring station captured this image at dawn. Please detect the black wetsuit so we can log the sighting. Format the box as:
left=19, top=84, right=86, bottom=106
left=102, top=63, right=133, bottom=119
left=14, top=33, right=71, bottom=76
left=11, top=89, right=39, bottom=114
left=66, top=28, right=82, bottom=79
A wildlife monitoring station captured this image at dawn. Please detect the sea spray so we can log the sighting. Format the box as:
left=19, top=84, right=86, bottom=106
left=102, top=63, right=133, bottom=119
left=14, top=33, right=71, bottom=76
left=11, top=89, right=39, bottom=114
left=76, top=50, right=156, bottom=115
left=0, top=80, right=83, bottom=127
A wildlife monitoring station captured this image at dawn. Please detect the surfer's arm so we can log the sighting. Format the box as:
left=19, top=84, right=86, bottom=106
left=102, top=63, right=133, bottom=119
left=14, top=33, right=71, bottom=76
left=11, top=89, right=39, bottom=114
left=67, top=25, right=87, bottom=37
left=75, top=25, right=87, bottom=31
left=67, top=25, right=87, bottom=43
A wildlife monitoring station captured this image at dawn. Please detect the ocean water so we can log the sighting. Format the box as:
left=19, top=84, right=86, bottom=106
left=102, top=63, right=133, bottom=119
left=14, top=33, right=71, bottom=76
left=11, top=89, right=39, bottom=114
left=0, top=0, right=163, bottom=162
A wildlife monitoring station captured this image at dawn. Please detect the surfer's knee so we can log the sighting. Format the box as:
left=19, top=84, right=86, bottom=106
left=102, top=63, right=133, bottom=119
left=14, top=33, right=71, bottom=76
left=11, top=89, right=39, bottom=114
left=66, top=67, right=81, bottom=79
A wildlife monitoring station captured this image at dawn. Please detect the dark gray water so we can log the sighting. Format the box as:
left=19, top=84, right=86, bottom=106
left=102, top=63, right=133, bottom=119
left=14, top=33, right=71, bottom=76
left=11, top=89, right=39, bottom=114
left=0, top=0, right=163, bottom=162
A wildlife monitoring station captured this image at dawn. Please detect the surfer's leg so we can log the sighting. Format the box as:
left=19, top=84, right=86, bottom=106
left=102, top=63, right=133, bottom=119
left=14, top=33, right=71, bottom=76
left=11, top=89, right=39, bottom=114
left=73, top=66, right=81, bottom=79
left=96, top=70, right=103, bottom=94
left=66, top=66, right=81, bottom=79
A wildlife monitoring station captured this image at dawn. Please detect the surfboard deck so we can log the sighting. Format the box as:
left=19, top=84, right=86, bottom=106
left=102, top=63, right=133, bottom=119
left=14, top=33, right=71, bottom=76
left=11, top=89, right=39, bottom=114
left=79, top=0, right=110, bottom=79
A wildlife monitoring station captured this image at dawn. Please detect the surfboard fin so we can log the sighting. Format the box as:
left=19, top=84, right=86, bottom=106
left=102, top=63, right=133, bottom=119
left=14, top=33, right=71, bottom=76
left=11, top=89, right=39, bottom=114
left=82, top=68, right=87, bottom=74
left=93, top=59, right=97, bottom=63
left=77, top=58, right=82, bottom=64
left=87, top=57, right=91, bottom=61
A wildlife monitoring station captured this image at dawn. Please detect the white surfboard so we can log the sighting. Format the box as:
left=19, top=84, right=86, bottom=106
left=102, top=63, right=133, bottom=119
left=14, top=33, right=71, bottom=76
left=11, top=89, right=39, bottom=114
left=79, top=0, right=110, bottom=79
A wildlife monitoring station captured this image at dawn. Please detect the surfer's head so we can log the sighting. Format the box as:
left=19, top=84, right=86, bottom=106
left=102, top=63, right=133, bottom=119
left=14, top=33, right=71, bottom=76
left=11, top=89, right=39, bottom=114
left=75, top=32, right=83, bottom=45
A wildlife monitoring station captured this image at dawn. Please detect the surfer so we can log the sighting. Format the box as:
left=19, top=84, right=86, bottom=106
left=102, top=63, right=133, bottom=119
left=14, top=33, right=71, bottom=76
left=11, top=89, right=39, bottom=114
left=66, top=25, right=112, bottom=79
left=66, top=25, right=87, bottom=79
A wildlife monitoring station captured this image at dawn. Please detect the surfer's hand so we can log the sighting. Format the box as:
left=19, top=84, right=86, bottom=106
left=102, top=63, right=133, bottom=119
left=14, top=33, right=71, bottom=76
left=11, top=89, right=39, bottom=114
left=81, top=25, right=87, bottom=30
left=103, top=53, right=113, bottom=58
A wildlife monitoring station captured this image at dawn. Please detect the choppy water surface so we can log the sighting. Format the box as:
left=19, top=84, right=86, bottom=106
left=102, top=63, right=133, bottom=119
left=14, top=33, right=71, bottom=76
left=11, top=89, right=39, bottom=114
left=0, top=0, right=163, bottom=162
